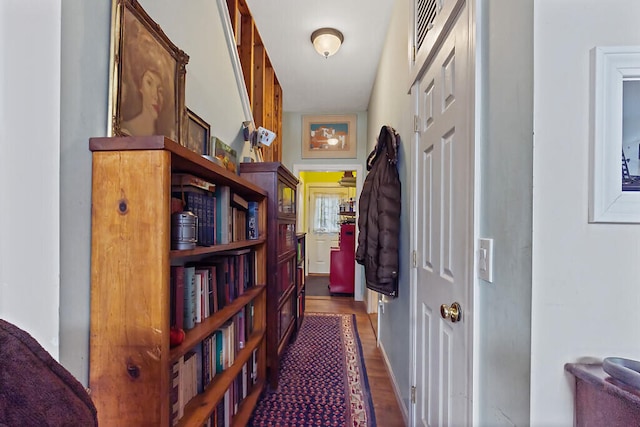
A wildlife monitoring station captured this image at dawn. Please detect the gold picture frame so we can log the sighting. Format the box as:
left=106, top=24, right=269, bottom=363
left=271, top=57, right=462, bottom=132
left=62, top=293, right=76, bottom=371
left=185, top=108, right=209, bottom=156
left=108, top=0, right=189, bottom=144
left=302, top=114, right=357, bottom=159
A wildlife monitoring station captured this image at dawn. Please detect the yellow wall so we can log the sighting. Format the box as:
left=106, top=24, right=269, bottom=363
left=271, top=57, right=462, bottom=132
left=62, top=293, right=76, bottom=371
left=298, top=171, right=356, bottom=233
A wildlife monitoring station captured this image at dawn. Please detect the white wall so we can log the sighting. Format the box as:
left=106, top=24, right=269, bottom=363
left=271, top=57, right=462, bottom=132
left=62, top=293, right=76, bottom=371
left=0, top=1, right=61, bottom=357
left=60, top=0, right=111, bottom=382
left=140, top=0, right=251, bottom=152
left=532, top=1, right=640, bottom=424
left=367, top=0, right=413, bottom=417
left=475, top=1, right=534, bottom=425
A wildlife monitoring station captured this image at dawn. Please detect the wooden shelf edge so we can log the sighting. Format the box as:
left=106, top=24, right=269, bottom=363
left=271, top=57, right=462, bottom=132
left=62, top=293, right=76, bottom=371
left=176, top=331, right=266, bottom=427
left=89, top=136, right=268, bottom=198
left=170, top=236, right=266, bottom=259
left=170, top=285, right=266, bottom=362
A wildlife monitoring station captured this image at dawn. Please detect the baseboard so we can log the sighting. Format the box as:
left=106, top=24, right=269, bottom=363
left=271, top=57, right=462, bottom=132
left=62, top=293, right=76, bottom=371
left=378, top=340, right=410, bottom=425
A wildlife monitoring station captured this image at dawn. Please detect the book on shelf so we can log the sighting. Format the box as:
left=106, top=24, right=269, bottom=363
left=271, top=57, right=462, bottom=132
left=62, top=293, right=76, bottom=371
left=202, top=333, right=217, bottom=388
left=223, top=386, right=232, bottom=425
left=251, top=348, right=258, bottom=385
left=246, top=301, right=254, bottom=337
left=206, top=257, right=229, bottom=311
left=236, top=310, right=245, bottom=350
left=215, top=185, right=232, bottom=244
left=170, top=359, right=181, bottom=426
left=183, top=266, right=197, bottom=330
left=241, top=362, right=248, bottom=400
left=194, top=343, right=204, bottom=395
left=215, top=397, right=224, bottom=427
left=170, top=266, right=185, bottom=330
left=247, top=201, right=259, bottom=240
left=194, top=272, right=203, bottom=324
left=214, top=329, right=224, bottom=375
left=182, top=350, right=197, bottom=410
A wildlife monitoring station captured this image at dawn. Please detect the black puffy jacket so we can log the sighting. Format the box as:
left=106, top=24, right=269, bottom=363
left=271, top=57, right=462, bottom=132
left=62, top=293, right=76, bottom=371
left=355, top=125, right=401, bottom=297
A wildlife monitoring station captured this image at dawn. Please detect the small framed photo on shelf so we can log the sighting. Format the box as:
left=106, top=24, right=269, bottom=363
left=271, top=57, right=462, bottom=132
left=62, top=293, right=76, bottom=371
left=185, top=108, right=210, bottom=155
left=302, top=114, right=357, bottom=159
left=108, top=0, right=189, bottom=143
left=211, top=136, right=238, bottom=174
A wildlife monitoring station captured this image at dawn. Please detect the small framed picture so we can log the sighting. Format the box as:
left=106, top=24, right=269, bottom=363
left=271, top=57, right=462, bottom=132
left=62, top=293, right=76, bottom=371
left=212, top=136, right=238, bottom=174
left=302, top=114, right=357, bottom=159
left=185, top=108, right=210, bottom=155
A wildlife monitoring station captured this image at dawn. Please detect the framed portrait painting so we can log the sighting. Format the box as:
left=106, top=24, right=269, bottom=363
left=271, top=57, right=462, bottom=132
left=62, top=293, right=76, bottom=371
left=108, top=0, right=189, bottom=144
left=589, top=46, right=640, bottom=223
left=302, top=114, right=357, bottom=159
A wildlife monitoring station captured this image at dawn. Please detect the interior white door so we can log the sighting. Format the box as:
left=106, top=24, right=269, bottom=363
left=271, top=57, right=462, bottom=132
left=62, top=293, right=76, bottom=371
left=307, top=186, right=349, bottom=274
left=413, top=3, right=472, bottom=426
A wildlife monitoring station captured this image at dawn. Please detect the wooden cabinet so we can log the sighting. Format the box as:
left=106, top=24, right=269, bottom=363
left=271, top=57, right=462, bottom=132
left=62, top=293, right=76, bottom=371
left=239, top=162, right=299, bottom=387
left=88, top=136, right=268, bottom=426
left=295, top=233, right=306, bottom=331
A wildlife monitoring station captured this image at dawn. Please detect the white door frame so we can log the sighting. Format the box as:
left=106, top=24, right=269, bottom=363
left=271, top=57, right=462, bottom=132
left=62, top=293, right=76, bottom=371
left=293, top=163, right=365, bottom=303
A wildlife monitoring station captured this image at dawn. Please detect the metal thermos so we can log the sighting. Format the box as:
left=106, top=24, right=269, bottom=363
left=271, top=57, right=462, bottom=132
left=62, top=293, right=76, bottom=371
left=171, top=211, right=198, bottom=250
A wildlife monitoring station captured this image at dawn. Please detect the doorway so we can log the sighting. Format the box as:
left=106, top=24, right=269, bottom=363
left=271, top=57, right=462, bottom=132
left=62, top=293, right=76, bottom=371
left=307, top=185, right=351, bottom=275
left=292, top=163, right=370, bottom=304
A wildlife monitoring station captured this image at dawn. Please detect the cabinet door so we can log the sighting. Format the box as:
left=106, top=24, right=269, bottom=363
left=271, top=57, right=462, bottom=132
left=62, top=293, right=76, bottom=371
left=278, top=181, right=296, bottom=214
left=278, top=222, right=296, bottom=255
left=278, top=257, right=295, bottom=297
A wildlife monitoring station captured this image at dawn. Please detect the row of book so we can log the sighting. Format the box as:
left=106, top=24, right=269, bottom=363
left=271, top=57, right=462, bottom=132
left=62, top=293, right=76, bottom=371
left=171, top=173, right=260, bottom=247
left=170, top=249, right=256, bottom=331
left=170, top=315, right=258, bottom=426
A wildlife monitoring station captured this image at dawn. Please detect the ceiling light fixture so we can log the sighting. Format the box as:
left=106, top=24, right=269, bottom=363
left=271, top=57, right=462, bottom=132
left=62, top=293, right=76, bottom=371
left=311, top=28, right=344, bottom=59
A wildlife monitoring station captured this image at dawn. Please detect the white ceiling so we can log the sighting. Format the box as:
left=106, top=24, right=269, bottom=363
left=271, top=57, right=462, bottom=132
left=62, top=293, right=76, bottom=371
left=245, top=0, right=396, bottom=114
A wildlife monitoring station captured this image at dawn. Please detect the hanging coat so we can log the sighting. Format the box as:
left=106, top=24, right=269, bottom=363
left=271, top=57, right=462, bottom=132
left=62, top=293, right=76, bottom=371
left=355, top=125, right=401, bottom=297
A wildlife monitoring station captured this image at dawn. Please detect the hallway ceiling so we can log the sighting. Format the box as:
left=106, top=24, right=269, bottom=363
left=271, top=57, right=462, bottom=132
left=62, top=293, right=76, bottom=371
left=245, top=0, right=395, bottom=114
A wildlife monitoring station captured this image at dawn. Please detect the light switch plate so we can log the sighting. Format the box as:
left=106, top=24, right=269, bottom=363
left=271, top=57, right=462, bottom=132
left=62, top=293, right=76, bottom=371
left=478, top=238, right=494, bottom=282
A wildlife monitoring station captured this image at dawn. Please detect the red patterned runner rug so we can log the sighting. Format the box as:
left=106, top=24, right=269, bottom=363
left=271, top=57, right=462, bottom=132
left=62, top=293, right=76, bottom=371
left=249, top=313, right=376, bottom=427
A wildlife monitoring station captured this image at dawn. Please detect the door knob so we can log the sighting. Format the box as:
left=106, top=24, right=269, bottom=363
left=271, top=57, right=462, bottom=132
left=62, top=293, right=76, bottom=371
left=440, top=302, right=462, bottom=323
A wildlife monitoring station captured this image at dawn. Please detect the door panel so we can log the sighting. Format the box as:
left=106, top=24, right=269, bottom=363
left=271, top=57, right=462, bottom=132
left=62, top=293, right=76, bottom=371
left=307, top=186, right=349, bottom=274
left=414, top=3, right=471, bottom=426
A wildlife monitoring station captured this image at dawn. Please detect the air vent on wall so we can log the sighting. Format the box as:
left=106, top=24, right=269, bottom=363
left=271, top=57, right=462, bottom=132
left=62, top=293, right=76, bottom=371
left=416, top=0, right=437, bottom=51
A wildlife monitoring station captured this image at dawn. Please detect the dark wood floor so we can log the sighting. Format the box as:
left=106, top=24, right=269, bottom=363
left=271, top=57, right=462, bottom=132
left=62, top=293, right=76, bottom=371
left=305, top=296, right=406, bottom=427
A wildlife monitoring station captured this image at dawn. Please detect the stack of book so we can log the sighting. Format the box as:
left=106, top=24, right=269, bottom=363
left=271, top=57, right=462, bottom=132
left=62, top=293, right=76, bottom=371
left=169, top=249, right=256, bottom=332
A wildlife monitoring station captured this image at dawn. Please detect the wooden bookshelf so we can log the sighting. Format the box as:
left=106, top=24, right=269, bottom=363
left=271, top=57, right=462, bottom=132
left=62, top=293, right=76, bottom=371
left=89, top=135, right=268, bottom=426
left=239, top=162, right=299, bottom=388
